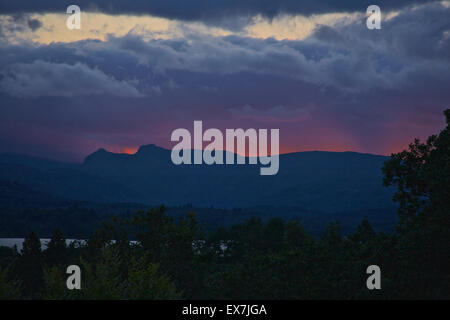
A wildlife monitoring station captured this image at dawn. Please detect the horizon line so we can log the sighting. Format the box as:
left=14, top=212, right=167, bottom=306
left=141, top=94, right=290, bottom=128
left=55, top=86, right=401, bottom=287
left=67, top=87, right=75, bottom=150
left=0, top=144, right=392, bottom=164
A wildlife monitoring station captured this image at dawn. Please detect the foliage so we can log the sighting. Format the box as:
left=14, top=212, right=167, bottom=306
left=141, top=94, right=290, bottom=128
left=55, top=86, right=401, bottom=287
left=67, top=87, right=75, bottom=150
left=0, top=267, right=20, bottom=299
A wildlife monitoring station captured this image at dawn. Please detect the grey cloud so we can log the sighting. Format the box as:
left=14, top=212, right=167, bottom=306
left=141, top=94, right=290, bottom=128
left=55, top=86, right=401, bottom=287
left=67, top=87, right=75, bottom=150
left=0, top=1, right=448, bottom=133
left=0, top=0, right=440, bottom=29
left=0, top=60, right=143, bottom=98
left=1, top=2, right=449, bottom=96
left=27, top=18, right=42, bottom=31
left=230, top=104, right=312, bottom=123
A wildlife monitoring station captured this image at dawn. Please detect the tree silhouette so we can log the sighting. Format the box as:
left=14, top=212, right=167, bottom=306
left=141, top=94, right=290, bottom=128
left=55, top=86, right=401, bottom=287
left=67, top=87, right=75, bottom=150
left=45, top=229, right=67, bottom=267
left=16, top=231, right=43, bottom=298
left=383, top=108, right=450, bottom=298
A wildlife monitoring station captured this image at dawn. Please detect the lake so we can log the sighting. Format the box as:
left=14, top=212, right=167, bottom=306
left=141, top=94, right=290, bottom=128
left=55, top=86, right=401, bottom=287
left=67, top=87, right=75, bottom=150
left=0, top=238, right=85, bottom=251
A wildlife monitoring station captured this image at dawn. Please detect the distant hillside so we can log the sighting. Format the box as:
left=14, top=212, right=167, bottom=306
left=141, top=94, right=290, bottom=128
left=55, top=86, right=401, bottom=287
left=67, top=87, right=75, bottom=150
left=0, top=147, right=399, bottom=237
left=0, top=154, right=143, bottom=203
left=0, top=145, right=396, bottom=212
left=0, top=180, right=66, bottom=208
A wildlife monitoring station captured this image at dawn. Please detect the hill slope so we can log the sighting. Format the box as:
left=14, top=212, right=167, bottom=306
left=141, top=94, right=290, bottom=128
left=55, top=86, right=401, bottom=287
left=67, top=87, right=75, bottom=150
left=0, top=146, right=396, bottom=212
left=80, top=145, right=395, bottom=212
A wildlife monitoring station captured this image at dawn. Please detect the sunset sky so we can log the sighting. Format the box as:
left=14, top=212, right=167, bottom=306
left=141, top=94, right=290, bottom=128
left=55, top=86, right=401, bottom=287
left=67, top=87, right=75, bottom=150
left=0, top=0, right=449, bottom=161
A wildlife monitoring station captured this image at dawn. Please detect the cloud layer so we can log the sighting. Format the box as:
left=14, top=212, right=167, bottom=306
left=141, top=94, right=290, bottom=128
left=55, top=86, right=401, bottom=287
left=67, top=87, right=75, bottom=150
left=0, top=1, right=449, bottom=160
left=0, top=60, right=142, bottom=97
left=0, top=0, right=439, bottom=24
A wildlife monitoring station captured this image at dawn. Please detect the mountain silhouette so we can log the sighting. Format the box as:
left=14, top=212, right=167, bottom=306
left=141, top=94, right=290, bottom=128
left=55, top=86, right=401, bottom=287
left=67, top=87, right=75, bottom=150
left=0, top=145, right=396, bottom=213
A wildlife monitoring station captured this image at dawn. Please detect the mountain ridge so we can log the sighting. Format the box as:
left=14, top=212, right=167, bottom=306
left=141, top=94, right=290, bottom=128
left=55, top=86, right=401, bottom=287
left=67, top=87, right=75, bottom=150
left=0, top=145, right=395, bottom=213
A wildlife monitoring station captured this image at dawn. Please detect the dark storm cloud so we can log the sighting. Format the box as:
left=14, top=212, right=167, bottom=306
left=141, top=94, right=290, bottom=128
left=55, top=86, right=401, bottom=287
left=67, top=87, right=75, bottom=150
left=27, top=18, right=42, bottom=31
left=0, top=13, right=43, bottom=36
left=1, top=2, right=448, bottom=99
left=0, top=2, right=449, bottom=159
left=0, top=0, right=440, bottom=26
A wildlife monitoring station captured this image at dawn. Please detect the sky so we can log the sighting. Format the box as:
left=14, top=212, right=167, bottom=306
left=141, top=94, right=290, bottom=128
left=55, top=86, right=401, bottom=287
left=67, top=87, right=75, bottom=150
left=0, top=0, right=449, bottom=161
